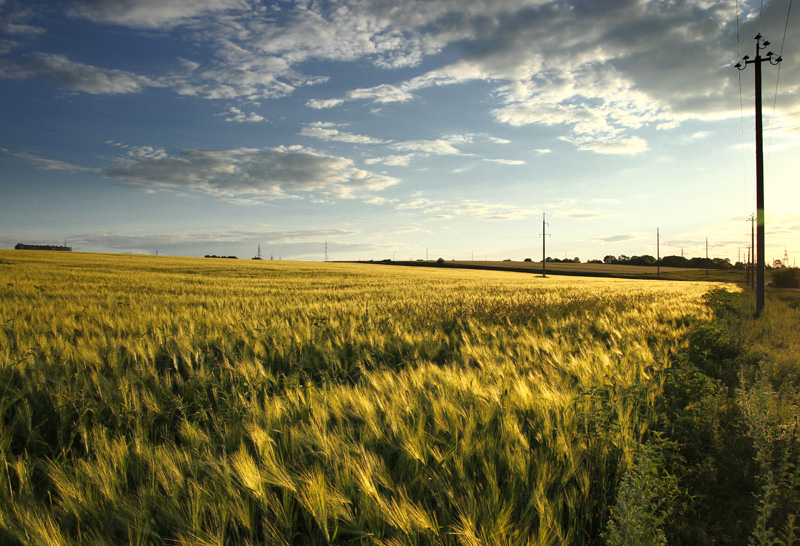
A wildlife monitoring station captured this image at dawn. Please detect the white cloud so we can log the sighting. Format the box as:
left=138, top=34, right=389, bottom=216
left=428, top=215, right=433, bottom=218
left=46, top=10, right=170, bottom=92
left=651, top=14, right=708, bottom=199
left=483, top=158, right=525, bottom=165
left=0, top=21, right=46, bottom=35
left=397, top=197, right=536, bottom=220
left=1, top=147, right=98, bottom=173
left=222, top=106, right=266, bottom=123
left=307, top=98, right=346, bottom=109
left=68, top=0, right=249, bottom=29
left=0, top=53, right=160, bottom=94
left=11, top=0, right=800, bottom=153
left=565, top=136, right=649, bottom=155
left=299, top=122, right=384, bottom=144
left=106, top=146, right=399, bottom=199
left=75, top=225, right=360, bottom=252
left=391, top=139, right=462, bottom=155
left=365, top=154, right=415, bottom=166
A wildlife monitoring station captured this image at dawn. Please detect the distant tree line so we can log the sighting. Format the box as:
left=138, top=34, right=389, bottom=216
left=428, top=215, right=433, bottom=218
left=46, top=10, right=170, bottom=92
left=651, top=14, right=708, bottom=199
left=603, top=254, right=739, bottom=269
left=204, top=255, right=238, bottom=259
left=15, top=243, right=72, bottom=251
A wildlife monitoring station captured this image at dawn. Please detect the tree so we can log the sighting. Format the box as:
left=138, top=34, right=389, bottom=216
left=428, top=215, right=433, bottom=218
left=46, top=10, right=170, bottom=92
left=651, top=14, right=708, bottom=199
left=661, top=255, right=688, bottom=268
left=629, top=255, right=656, bottom=266
left=712, top=257, right=732, bottom=270
left=604, top=255, right=617, bottom=264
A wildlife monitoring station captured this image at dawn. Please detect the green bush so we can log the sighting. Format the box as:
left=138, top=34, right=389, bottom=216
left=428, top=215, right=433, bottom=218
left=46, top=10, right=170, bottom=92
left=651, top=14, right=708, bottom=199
left=772, top=267, right=800, bottom=288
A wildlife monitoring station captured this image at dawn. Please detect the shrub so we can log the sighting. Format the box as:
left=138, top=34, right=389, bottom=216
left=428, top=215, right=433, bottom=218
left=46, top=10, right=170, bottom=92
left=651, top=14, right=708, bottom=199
left=772, top=267, right=800, bottom=288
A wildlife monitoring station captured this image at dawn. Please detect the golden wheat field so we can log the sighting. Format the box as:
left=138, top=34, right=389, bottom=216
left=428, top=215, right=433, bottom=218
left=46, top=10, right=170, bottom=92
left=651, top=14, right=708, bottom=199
left=0, top=250, right=724, bottom=545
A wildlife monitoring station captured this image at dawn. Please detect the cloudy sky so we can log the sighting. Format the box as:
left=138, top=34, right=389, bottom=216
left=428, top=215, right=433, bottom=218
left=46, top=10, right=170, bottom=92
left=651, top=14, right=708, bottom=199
left=0, top=0, right=797, bottom=263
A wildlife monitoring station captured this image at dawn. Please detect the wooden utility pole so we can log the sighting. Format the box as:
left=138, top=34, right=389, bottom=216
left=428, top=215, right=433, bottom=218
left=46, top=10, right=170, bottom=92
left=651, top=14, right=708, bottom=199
left=540, top=213, right=550, bottom=277
left=747, top=214, right=755, bottom=288
left=737, top=34, right=783, bottom=316
left=657, top=228, right=661, bottom=280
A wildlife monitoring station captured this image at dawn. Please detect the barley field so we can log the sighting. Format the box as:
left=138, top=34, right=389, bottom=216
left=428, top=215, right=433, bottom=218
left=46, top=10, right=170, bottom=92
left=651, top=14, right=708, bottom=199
left=0, top=250, right=721, bottom=545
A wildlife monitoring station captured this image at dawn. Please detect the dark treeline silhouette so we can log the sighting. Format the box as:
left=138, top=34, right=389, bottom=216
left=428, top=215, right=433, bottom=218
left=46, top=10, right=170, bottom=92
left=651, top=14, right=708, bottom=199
left=15, top=243, right=72, bottom=251
left=603, top=254, right=739, bottom=269
left=204, top=254, right=238, bottom=259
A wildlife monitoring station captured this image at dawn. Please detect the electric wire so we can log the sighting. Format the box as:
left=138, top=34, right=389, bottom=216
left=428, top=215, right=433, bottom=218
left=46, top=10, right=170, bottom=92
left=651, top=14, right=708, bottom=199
left=766, top=0, right=793, bottom=167
left=736, top=0, right=750, bottom=214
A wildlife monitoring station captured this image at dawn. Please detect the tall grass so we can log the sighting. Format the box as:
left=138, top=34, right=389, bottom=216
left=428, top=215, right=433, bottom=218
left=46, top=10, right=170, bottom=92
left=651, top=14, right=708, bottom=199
left=0, top=250, right=719, bottom=544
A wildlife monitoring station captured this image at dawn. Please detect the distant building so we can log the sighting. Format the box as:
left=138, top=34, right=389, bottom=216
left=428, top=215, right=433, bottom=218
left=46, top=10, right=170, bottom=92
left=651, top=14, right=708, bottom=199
left=15, top=243, right=72, bottom=251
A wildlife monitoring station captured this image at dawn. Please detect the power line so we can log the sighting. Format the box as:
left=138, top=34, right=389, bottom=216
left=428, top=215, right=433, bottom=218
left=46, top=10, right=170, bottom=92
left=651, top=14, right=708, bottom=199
left=736, top=0, right=750, bottom=213
left=766, top=0, right=794, bottom=158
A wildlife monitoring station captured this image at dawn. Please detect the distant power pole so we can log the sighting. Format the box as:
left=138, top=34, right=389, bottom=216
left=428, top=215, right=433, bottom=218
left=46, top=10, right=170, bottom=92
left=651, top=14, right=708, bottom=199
left=706, top=238, right=709, bottom=279
left=324, top=242, right=328, bottom=262
left=747, top=247, right=751, bottom=286
left=737, top=34, right=783, bottom=317
left=426, top=247, right=428, bottom=261
left=747, top=214, right=755, bottom=288
left=657, top=228, right=661, bottom=280
left=540, top=213, right=550, bottom=277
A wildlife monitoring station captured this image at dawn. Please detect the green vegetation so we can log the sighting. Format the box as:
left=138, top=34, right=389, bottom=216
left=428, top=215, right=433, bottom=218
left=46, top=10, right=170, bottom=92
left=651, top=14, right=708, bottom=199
left=654, top=288, right=800, bottom=545
left=772, top=267, right=800, bottom=288
left=1, top=250, right=797, bottom=545
left=383, top=258, right=750, bottom=282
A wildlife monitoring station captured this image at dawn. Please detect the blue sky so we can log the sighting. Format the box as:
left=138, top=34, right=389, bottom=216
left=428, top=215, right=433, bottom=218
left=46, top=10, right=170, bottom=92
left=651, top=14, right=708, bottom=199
left=0, top=0, right=798, bottom=263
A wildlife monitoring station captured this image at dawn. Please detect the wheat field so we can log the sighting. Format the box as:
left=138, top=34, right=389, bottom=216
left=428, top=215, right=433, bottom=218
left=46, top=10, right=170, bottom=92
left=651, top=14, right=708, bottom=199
left=0, top=250, right=721, bottom=545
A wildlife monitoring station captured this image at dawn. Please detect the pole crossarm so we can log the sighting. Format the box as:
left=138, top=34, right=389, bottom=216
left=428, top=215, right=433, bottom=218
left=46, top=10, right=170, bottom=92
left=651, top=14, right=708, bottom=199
left=734, top=34, right=783, bottom=317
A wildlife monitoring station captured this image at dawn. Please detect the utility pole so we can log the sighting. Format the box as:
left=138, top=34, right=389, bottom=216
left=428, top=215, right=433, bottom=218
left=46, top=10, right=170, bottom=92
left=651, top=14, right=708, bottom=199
left=706, top=238, right=709, bottom=279
left=324, top=242, right=328, bottom=262
left=748, top=214, right=756, bottom=289
left=657, top=228, right=661, bottom=280
left=737, top=34, right=783, bottom=316
left=746, top=247, right=751, bottom=285
left=540, top=213, right=550, bottom=277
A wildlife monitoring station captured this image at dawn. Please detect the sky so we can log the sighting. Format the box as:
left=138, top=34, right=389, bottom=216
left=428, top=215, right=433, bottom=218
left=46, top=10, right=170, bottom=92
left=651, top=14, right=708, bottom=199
left=0, top=0, right=798, bottom=264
